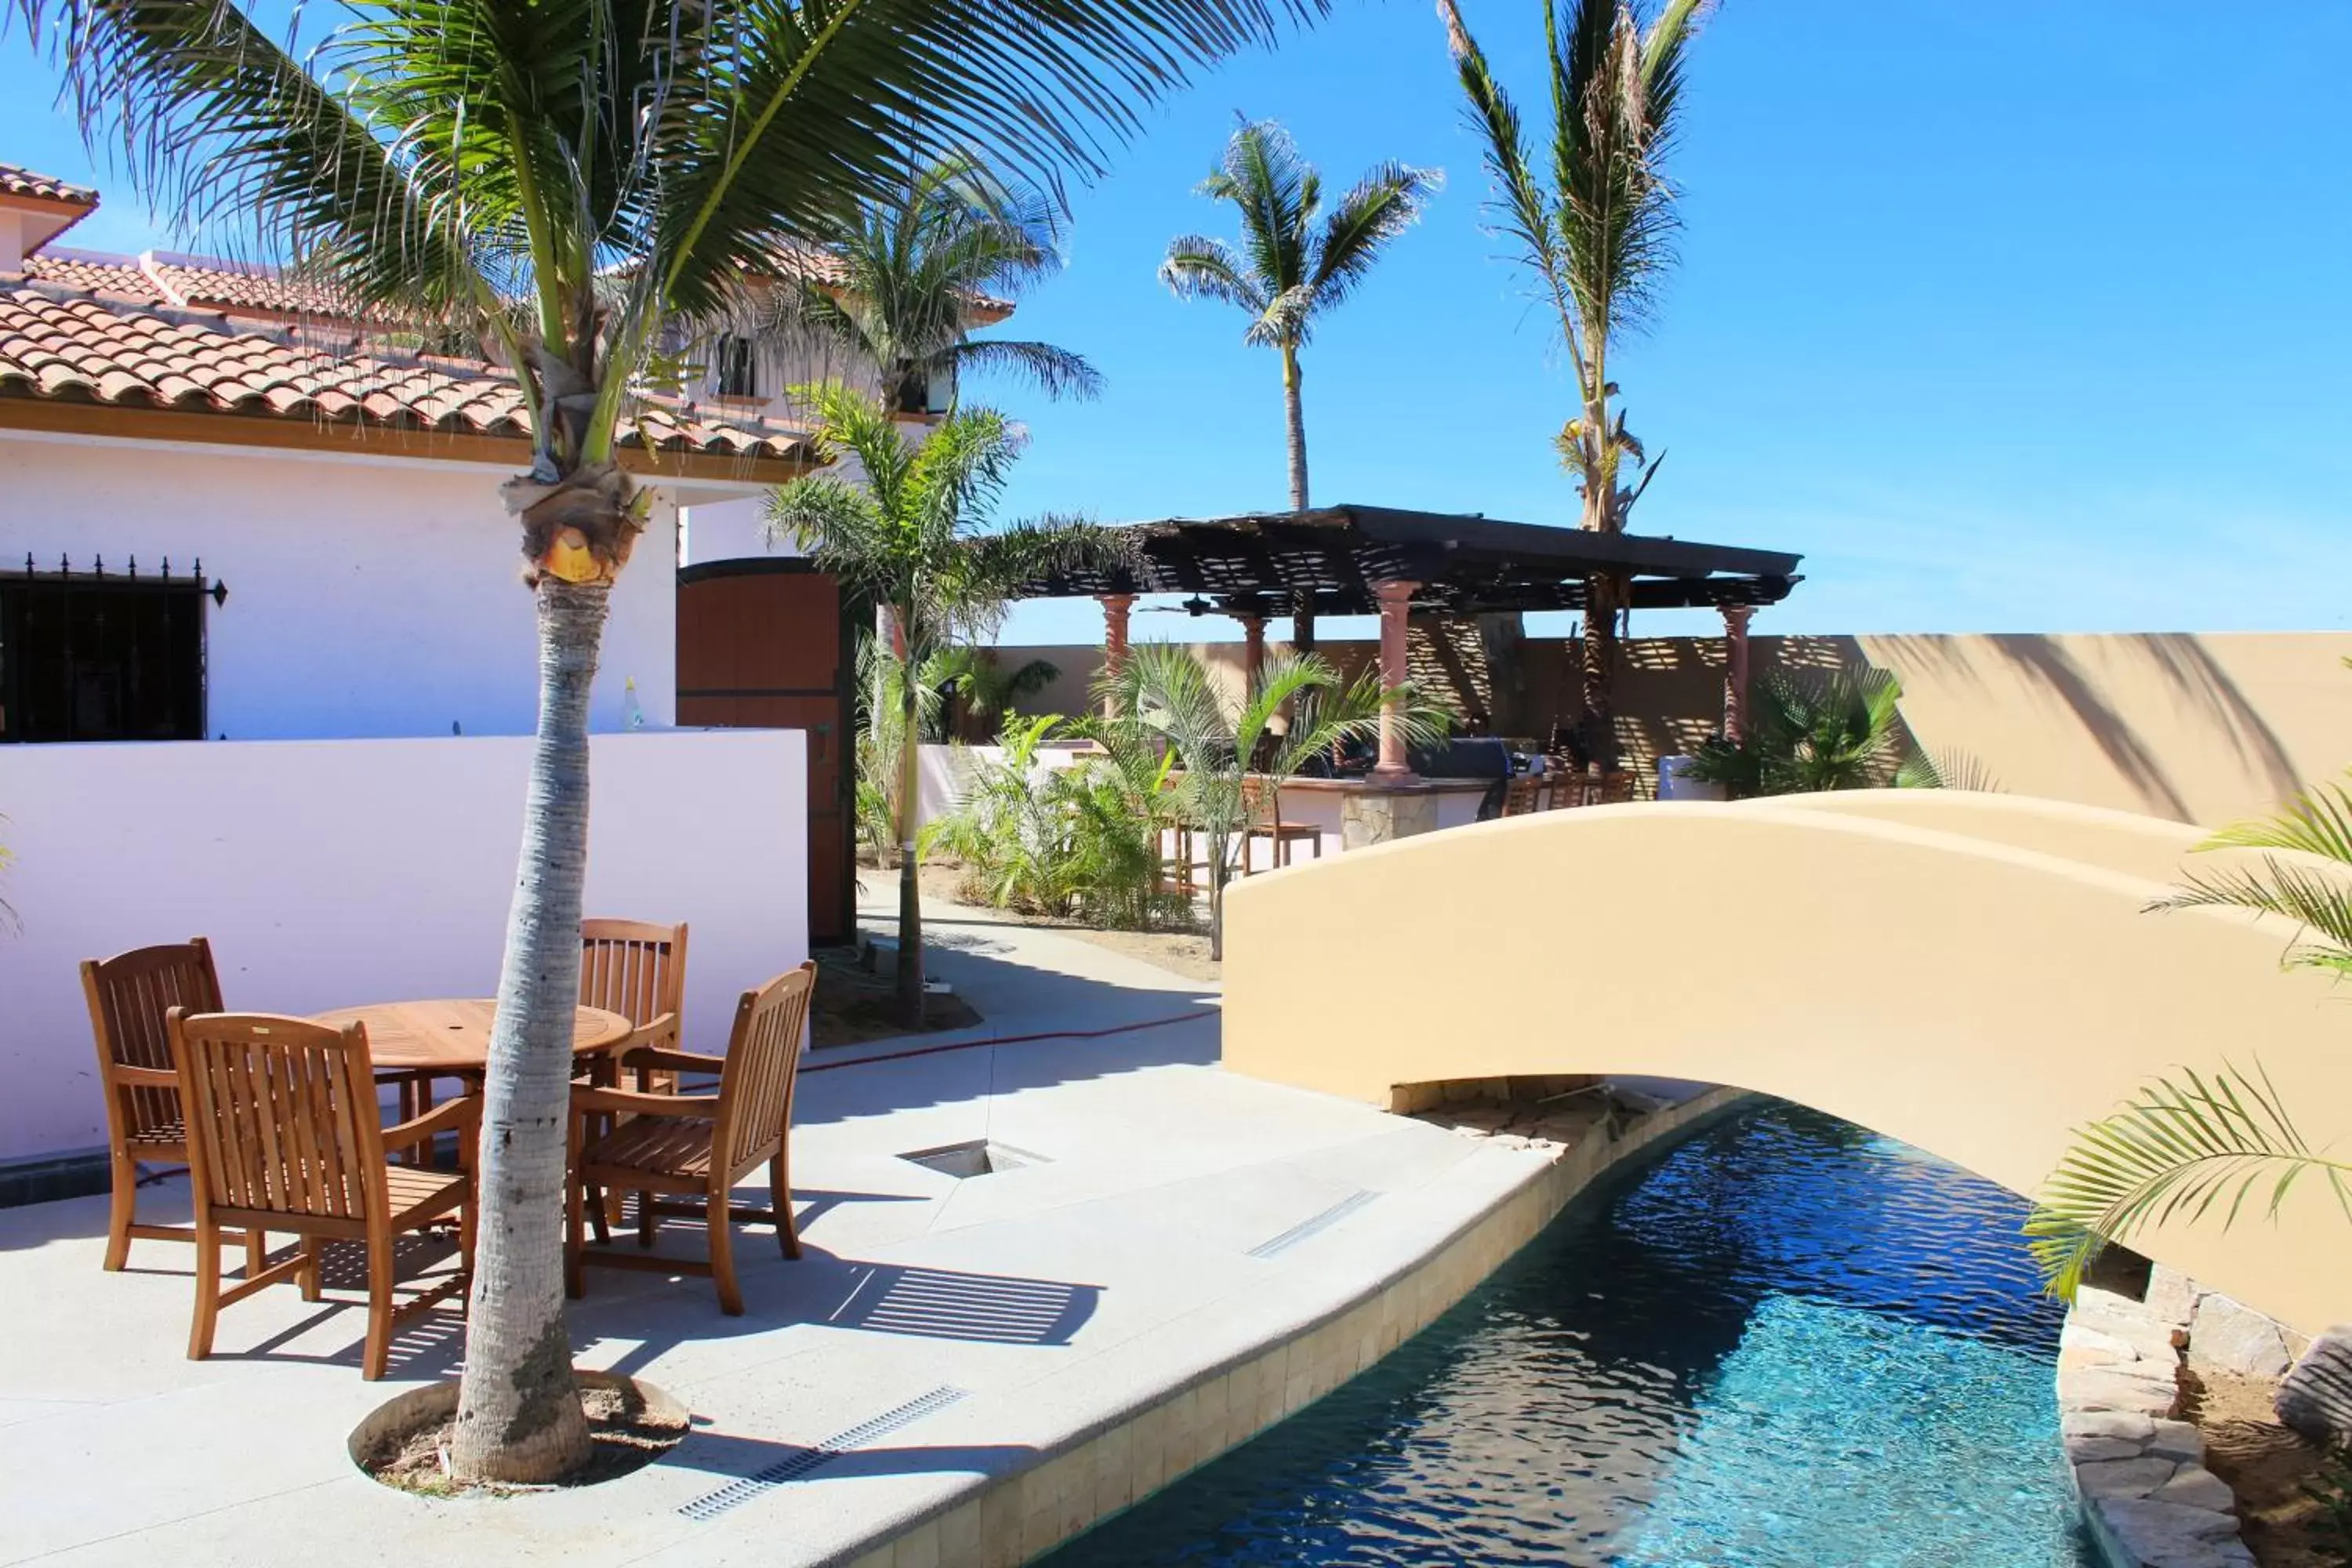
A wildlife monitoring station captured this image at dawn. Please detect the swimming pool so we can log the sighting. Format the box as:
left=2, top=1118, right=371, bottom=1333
left=1042, top=1102, right=2096, bottom=1567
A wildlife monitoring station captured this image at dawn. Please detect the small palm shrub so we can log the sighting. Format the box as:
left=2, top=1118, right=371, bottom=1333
left=920, top=715, right=1190, bottom=930
left=1686, top=667, right=1965, bottom=797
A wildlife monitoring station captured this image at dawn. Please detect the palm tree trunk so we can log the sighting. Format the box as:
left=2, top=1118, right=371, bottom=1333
left=895, top=669, right=926, bottom=1025
left=448, top=577, right=601, bottom=1484
left=1581, top=572, right=1623, bottom=773
left=1207, top=843, right=1227, bottom=962
left=1280, top=343, right=1308, bottom=513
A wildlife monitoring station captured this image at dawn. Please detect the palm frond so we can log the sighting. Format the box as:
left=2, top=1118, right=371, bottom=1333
left=2194, top=773, right=2352, bottom=866
left=2151, top=859, right=2352, bottom=975
left=1307, top=160, right=1441, bottom=313
left=2026, top=1061, right=2352, bottom=1301
left=1894, top=746, right=2002, bottom=793
left=19, top=1, right=484, bottom=319
left=1158, top=234, right=1272, bottom=316
left=949, top=337, right=1106, bottom=401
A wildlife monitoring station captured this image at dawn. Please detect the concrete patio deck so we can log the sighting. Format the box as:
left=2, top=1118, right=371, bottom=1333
left=0, top=888, right=1579, bottom=1567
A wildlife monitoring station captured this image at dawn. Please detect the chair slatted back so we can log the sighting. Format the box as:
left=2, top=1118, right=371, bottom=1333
left=714, top=965, right=817, bottom=1174
left=1599, top=771, right=1637, bottom=805
left=82, top=939, right=224, bottom=1143
left=1238, top=776, right=1276, bottom=828
left=169, top=1011, right=383, bottom=1223
left=1501, top=775, right=1541, bottom=817
left=581, top=920, right=688, bottom=1035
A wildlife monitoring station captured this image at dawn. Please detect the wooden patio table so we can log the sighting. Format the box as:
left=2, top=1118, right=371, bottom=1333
left=314, top=998, right=635, bottom=1076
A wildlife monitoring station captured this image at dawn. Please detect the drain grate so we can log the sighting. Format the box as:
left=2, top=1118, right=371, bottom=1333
left=674, top=1385, right=969, bottom=1522
left=1248, top=1189, right=1381, bottom=1258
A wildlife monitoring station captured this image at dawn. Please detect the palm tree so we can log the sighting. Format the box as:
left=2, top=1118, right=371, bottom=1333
left=20, top=0, right=1316, bottom=1484
left=931, top=644, right=1062, bottom=740
left=1099, top=644, right=1445, bottom=957
left=1160, top=118, right=1438, bottom=527
left=1440, top=0, right=1709, bottom=771
left=2027, top=769, right=2352, bottom=1299
left=768, top=383, right=1123, bottom=1021
left=795, top=153, right=1102, bottom=416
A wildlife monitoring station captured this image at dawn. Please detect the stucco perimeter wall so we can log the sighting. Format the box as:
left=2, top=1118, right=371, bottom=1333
left=1221, top=795, right=2352, bottom=1336
left=0, top=730, right=808, bottom=1163
left=999, top=631, right=2352, bottom=827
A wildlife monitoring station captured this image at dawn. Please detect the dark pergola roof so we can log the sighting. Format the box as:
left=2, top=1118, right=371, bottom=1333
left=1012, top=504, right=1802, bottom=617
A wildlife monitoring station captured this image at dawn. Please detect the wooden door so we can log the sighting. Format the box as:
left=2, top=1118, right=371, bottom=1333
left=677, top=561, right=857, bottom=944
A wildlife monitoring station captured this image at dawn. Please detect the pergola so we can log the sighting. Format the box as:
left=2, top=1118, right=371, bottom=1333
left=1012, top=503, right=1803, bottom=779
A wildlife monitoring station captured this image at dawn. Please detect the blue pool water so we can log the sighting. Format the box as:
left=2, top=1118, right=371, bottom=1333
left=1043, top=1102, right=2097, bottom=1567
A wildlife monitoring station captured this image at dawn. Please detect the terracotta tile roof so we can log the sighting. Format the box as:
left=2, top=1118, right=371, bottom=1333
left=141, top=253, right=368, bottom=321
left=0, top=165, right=97, bottom=208
left=0, top=281, right=811, bottom=466
left=24, top=251, right=155, bottom=298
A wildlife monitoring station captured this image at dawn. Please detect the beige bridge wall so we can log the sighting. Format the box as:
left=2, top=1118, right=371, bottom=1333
left=998, top=631, right=2352, bottom=829
left=1221, top=791, right=2352, bottom=1337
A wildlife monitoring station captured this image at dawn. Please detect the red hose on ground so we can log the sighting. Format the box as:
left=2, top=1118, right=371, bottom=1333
left=798, top=1008, right=1218, bottom=1074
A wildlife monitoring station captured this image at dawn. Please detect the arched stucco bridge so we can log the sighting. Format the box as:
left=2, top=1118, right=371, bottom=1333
left=1221, top=791, right=2352, bottom=1336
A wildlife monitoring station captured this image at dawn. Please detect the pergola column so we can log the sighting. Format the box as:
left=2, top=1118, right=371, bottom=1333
left=1237, top=613, right=1267, bottom=689
left=1369, top=579, right=1420, bottom=782
left=1098, top=593, right=1135, bottom=714
left=1721, top=604, right=1755, bottom=742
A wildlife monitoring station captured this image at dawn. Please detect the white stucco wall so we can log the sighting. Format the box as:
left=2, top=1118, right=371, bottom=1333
left=0, top=430, right=683, bottom=739
left=0, top=729, right=808, bottom=1162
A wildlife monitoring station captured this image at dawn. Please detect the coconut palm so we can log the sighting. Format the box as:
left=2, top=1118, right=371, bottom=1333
left=2027, top=770, right=2352, bottom=1299
left=1159, top=119, right=1438, bottom=521
left=20, top=0, right=1316, bottom=1484
left=795, top=153, right=1102, bottom=416
left=1100, top=644, right=1446, bottom=957
left=1440, top=0, right=1708, bottom=770
left=768, top=383, right=1123, bottom=1020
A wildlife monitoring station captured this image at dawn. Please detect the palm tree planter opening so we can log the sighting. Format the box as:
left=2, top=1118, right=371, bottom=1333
left=1441, top=0, right=1709, bottom=773
left=27, top=0, right=1318, bottom=1485
left=768, top=385, right=1127, bottom=1024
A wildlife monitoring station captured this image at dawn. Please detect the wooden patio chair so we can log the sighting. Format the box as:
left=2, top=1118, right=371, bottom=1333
left=81, top=938, right=261, bottom=1275
left=165, top=1010, right=477, bottom=1380
left=1240, top=778, right=1320, bottom=875
left=566, top=963, right=816, bottom=1316
left=581, top=918, right=690, bottom=1086
left=1500, top=775, right=1543, bottom=817
left=579, top=919, right=690, bottom=1231
left=1599, top=770, right=1639, bottom=805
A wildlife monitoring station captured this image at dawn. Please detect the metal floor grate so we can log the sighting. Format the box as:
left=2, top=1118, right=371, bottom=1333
left=1247, top=1189, right=1381, bottom=1258
left=674, top=1385, right=969, bottom=1522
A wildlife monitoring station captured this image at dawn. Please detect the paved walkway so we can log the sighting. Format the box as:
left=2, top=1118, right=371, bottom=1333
left=0, top=887, right=1557, bottom=1566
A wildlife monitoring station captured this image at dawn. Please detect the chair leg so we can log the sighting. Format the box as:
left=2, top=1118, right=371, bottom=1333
left=770, top=1155, right=800, bottom=1260
left=244, top=1227, right=267, bottom=1279
left=637, top=1189, right=659, bottom=1248
left=458, top=1194, right=477, bottom=1287
left=586, top=1180, right=612, bottom=1247
left=565, top=1173, right=586, bottom=1301
left=103, top=1150, right=137, bottom=1272
left=362, top=1236, right=395, bottom=1381
left=299, top=1236, right=324, bottom=1302
left=187, top=1221, right=220, bottom=1362
left=708, top=1191, right=742, bottom=1316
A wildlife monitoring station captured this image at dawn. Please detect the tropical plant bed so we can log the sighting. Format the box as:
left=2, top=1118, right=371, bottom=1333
left=915, top=861, right=1219, bottom=983
left=2180, top=1369, right=2344, bottom=1566
left=810, top=942, right=983, bottom=1047
left=353, top=1374, right=688, bottom=1497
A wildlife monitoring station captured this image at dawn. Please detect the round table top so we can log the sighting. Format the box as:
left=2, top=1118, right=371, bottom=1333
left=314, top=998, right=635, bottom=1073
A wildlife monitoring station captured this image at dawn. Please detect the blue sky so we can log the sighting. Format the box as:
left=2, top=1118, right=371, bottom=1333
left=5, top=2, right=2347, bottom=648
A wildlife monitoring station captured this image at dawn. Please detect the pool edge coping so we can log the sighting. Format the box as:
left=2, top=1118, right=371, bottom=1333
left=818, top=1084, right=1761, bottom=1568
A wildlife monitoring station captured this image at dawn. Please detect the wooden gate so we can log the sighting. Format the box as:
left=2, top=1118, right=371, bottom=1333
left=676, top=559, right=858, bottom=944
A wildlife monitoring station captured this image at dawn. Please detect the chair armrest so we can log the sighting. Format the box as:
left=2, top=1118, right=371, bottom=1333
left=383, top=1094, right=478, bottom=1154
left=619, top=1046, right=727, bottom=1077
left=113, top=1065, right=177, bottom=1089
left=572, top=1086, right=719, bottom=1120
left=626, top=1011, right=682, bottom=1054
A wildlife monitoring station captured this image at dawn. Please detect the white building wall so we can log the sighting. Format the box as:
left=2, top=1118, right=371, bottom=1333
left=0, top=431, right=681, bottom=739
left=0, top=729, right=808, bottom=1162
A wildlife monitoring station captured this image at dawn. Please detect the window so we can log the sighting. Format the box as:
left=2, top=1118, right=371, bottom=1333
left=0, top=572, right=206, bottom=742
left=716, top=335, right=760, bottom=400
